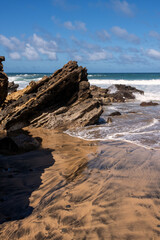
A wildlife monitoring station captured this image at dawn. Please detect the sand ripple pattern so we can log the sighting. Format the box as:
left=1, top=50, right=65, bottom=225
left=0, top=129, right=160, bottom=239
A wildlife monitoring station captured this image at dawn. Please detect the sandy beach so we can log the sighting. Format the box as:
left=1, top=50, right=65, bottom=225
left=0, top=127, right=160, bottom=239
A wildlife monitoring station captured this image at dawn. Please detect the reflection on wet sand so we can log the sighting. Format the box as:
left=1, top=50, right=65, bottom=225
left=0, top=128, right=160, bottom=239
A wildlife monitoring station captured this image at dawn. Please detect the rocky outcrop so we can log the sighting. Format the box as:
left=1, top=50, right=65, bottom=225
left=0, top=61, right=103, bottom=131
left=109, top=111, right=121, bottom=116
left=140, top=101, right=159, bottom=107
left=0, top=56, right=8, bottom=105
left=90, top=84, right=144, bottom=104
left=8, top=81, right=19, bottom=93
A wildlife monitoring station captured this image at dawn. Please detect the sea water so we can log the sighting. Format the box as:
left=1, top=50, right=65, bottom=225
left=7, top=72, right=160, bottom=149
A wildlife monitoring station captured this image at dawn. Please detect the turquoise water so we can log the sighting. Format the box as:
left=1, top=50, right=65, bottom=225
left=88, top=72, right=160, bottom=80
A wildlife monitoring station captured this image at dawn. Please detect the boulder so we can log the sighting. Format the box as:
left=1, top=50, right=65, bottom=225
left=109, top=111, right=121, bottom=116
left=110, top=84, right=144, bottom=102
left=140, top=101, right=159, bottom=107
left=0, top=61, right=103, bottom=131
left=107, top=117, right=113, bottom=124
left=8, top=81, right=19, bottom=93
left=0, top=56, right=5, bottom=62
left=90, top=84, right=144, bottom=104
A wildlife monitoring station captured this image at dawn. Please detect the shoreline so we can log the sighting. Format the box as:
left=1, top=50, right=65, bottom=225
left=1, top=128, right=160, bottom=239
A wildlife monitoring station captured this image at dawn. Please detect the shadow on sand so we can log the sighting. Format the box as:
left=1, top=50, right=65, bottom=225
left=0, top=148, right=54, bottom=224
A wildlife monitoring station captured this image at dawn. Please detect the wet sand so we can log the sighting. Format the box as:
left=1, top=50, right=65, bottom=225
left=0, top=128, right=160, bottom=239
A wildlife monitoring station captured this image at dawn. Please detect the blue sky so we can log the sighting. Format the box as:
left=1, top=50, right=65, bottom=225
left=1, top=0, right=160, bottom=72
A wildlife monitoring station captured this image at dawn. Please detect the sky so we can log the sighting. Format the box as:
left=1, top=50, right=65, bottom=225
left=1, top=0, right=160, bottom=73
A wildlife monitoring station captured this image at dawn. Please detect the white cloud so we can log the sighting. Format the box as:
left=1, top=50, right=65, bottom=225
left=9, top=52, right=21, bottom=60
left=32, top=34, right=57, bottom=49
left=23, top=44, right=39, bottom=60
left=32, top=34, right=47, bottom=47
left=111, top=0, right=134, bottom=17
left=0, top=34, right=25, bottom=52
left=96, top=30, right=110, bottom=41
left=146, top=49, right=160, bottom=60
left=0, top=35, right=16, bottom=50
left=111, top=26, right=140, bottom=44
left=38, top=48, right=57, bottom=60
left=32, top=34, right=57, bottom=60
left=87, top=50, right=112, bottom=61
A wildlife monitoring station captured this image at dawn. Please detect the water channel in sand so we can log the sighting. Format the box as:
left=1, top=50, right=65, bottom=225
left=0, top=128, right=160, bottom=239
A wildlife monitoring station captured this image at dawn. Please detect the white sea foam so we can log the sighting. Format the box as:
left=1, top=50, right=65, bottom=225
left=8, top=76, right=42, bottom=89
left=134, top=92, right=160, bottom=101
left=89, top=79, right=160, bottom=86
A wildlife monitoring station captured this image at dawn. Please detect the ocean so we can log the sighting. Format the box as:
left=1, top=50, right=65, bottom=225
left=7, top=73, right=160, bottom=149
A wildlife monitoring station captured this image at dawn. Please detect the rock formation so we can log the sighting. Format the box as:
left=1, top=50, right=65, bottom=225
left=90, top=84, right=144, bottom=104
left=140, top=101, right=159, bottom=107
left=0, top=56, right=8, bottom=105
left=8, top=81, right=19, bottom=93
left=0, top=61, right=103, bottom=131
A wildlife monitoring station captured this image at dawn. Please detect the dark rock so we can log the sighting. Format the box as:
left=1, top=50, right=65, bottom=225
left=110, top=84, right=144, bottom=102
left=90, top=84, right=144, bottom=104
left=0, top=61, right=103, bottom=131
left=140, top=101, right=159, bottom=107
left=109, top=111, right=121, bottom=116
left=0, top=78, right=8, bottom=105
left=0, top=72, right=8, bottom=80
left=0, top=57, right=8, bottom=105
left=0, top=63, right=3, bottom=71
left=0, top=56, right=5, bottom=62
left=107, top=117, right=113, bottom=123
left=8, top=81, right=19, bottom=93
left=90, top=85, right=109, bottom=98
left=115, top=84, right=144, bottom=95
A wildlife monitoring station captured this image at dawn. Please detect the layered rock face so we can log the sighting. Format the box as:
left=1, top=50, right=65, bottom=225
left=0, top=61, right=103, bottom=131
left=0, top=56, right=8, bottom=105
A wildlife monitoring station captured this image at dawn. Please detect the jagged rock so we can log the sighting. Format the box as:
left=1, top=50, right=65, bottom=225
left=115, top=84, right=144, bottom=94
left=107, top=117, right=113, bottom=124
left=0, top=57, right=8, bottom=105
left=140, top=101, right=159, bottom=107
left=109, top=111, right=121, bottom=116
left=0, top=61, right=103, bottom=131
left=90, top=85, right=109, bottom=98
left=0, top=56, right=5, bottom=62
left=0, top=63, right=3, bottom=71
left=8, top=82, right=19, bottom=93
left=90, top=84, right=144, bottom=104
left=110, top=84, right=144, bottom=102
